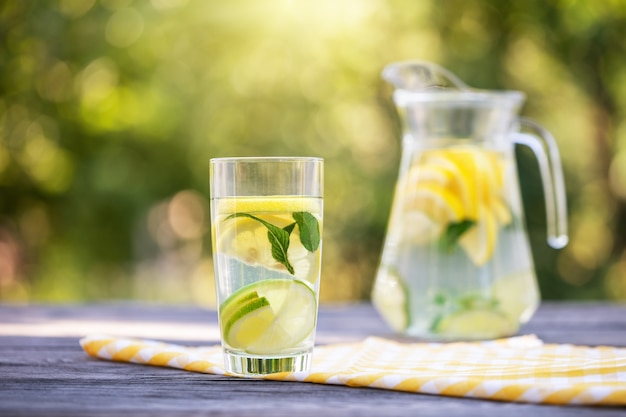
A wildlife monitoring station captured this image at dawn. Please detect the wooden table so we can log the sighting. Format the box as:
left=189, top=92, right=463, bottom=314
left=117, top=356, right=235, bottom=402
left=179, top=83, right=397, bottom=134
left=1, top=302, right=625, bottom=416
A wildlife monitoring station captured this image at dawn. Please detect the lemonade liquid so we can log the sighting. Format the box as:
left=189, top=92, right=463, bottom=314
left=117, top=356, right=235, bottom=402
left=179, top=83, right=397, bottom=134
left=211, top=196, right=322, bottom=374
left=373, top=144, right=539, bottom=340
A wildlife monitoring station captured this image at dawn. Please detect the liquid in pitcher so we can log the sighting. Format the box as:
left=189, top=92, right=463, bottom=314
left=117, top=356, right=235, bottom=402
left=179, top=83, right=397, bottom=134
left=373, top=141, right=539, bottom=340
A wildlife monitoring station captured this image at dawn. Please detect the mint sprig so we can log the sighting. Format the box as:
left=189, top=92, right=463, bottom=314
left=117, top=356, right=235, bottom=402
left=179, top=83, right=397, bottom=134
left=438, top=220, right=475, bottom=252
left=225, top=211, right=320, bottom=275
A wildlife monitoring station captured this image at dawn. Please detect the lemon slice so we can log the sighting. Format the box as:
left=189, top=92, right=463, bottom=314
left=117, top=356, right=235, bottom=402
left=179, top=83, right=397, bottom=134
left=217, top=215, right=283, bottom=267
left=491, top=197, right=512, bottom=225
left=216, top=212, right=320, bottom=283
left=423, top=146, right=507, bottom=219
left=400, top=211, right=445, bottom=245
left=405, top=183, right=465, bottom=224
left=217, top=196, right=321, bottom=215
left=493, top=272, right=539, bottom=323
left=221, top=279, right=317, bottom=353
left=372, top=269, right=408, bottom=333
left=459, top=203, right=497, bottom=266
left=435, top=308, right=517, bottom=340
left=400, top=145, right=507, bottom=263
left=424, top=153, right=477, bottom=220
left=405, top=164, right=452, bottom=187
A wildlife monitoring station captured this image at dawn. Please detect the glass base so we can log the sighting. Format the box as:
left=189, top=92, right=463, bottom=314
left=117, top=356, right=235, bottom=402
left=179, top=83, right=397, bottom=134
left=224, top=349, right=312, bottom=376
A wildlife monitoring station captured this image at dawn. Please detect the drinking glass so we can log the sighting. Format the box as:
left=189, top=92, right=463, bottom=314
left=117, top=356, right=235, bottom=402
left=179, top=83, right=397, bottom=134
left=210, top=157, right=323, bottom=375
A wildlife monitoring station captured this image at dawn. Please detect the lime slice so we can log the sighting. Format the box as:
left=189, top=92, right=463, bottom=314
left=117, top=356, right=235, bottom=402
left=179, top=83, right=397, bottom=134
left=221, top=279, right=317, bottom=354
left=224, top=297, right=273, bottom=347
left=372, top=270, right=408, bottom=333
left=219, top=289, right=260, bottom=327
left=435, top=308, right=516, bottom=340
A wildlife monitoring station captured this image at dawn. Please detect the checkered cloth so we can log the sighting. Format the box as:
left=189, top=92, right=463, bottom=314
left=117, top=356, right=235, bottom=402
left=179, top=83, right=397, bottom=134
left=80, top=334, right=626, bottom=406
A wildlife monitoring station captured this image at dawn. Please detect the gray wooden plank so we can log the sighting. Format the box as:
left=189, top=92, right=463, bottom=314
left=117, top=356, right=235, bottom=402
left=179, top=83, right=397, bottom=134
left=1, top=335, right=622, bottom=417
left=0, top=302, right=625, bottom=416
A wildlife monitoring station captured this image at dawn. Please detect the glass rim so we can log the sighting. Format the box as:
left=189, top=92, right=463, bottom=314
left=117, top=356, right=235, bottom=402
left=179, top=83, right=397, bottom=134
left=210, top=156, right=323, bottom=164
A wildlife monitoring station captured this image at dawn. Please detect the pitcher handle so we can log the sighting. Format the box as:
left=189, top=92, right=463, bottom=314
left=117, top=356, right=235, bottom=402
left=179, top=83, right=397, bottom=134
left=513, top=118, right=569, bottom=249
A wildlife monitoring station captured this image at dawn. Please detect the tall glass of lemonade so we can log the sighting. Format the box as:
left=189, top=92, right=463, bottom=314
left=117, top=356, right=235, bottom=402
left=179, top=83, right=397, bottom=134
left=210, top=157, right=323, bottom=376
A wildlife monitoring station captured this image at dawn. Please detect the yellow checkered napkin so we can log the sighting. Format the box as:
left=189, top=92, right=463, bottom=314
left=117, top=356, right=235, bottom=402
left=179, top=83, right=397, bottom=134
left=80, top=335, right=626, bottom=406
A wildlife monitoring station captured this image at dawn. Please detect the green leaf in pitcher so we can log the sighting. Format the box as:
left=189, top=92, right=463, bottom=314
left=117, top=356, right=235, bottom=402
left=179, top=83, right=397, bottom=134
left=438, top=220, right=475, bottom=252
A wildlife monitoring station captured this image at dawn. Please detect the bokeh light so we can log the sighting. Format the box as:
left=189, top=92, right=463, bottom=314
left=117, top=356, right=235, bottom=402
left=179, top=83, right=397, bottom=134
left=1, top=0, right=626, bottom=304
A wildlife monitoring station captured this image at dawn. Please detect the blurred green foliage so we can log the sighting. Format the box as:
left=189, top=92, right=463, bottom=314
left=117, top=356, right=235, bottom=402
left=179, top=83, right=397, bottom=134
left=1, top=0, right=626, bottom=306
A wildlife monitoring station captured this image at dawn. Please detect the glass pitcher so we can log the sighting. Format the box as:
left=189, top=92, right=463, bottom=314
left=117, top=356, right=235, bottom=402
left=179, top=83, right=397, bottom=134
left=372, top=61, right=568, bottom=340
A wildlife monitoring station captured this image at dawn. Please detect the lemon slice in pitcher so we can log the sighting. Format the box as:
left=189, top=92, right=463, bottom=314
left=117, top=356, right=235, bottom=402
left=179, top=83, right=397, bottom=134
left=459, top=204, right=498, bottom=266
left=372, top=269, right=409, bottom=333
left=405, top=183, right=465, bottom=224
left=424, top=152, right=477, bottom=220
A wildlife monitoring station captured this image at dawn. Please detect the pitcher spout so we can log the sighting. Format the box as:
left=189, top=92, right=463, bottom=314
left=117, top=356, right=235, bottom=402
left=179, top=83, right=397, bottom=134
left=382, top=60, right=525, bottom=111
left=382, top=60, right=471, bottom=92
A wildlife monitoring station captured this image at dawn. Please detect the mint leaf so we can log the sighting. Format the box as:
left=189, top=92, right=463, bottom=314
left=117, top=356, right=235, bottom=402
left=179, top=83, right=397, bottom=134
left=433, top=293, right=447, bottom=306
left=292, top=212, right=320, bottom=252
left=283, top=222, right=296, bottom=235
left=438, top=220, right=475, bottom=252
left=458, top=295, right=499, bottom=310
left=267, top=230, right=294, bottom=275
left=225, top=213, right=294, bottom=274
